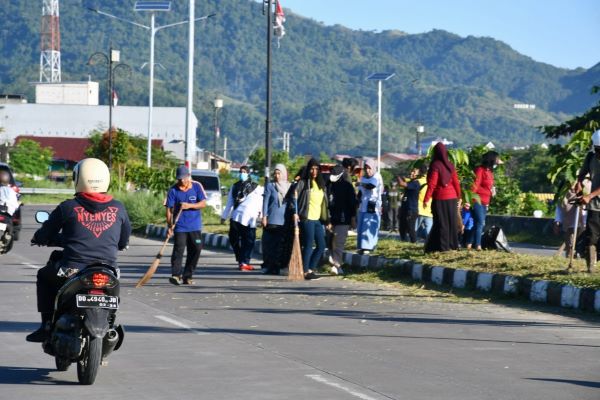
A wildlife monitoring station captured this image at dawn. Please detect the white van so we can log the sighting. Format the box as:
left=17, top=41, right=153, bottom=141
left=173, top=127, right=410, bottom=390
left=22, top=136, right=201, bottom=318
left=191, top=170, right=222, bottom=214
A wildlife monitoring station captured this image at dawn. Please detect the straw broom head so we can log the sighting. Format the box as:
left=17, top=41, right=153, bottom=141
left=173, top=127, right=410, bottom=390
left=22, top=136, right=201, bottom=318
left=288, top=189, right=304, bottom=281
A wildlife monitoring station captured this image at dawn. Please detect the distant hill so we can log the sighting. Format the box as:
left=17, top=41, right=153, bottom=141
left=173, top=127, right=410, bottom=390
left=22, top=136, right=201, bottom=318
left=0, top=0, right=598, bottom=161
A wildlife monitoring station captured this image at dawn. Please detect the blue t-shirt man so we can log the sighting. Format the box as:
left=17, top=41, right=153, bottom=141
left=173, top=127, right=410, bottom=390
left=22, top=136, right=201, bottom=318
left=165, top=165, right=207, bottom=285
left=166, top=181, right=207, bottom=232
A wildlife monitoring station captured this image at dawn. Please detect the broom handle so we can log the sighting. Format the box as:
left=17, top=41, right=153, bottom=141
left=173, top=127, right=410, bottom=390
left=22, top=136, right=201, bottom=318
left=163, top=207, right=183, bottom=248
left=293, top=189, right=299, bottom=228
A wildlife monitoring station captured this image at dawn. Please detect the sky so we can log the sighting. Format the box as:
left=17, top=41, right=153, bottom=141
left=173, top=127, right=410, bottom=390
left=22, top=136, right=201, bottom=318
left=279, top=0, right=600, bottom=70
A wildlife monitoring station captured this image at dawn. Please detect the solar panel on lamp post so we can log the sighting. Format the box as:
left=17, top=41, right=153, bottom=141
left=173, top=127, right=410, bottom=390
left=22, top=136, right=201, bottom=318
left=366, top=72, right=395, bottom=173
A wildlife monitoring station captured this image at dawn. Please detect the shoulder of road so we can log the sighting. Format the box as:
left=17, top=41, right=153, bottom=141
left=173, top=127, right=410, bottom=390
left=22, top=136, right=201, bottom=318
left=143, top=224, right=599, bottom=314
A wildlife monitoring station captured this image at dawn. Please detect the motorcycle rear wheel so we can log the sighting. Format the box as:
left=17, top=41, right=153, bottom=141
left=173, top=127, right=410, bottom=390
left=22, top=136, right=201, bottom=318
left=77, top=336, right=102, bottom=385
left=55, top=357, right=71, bottom=371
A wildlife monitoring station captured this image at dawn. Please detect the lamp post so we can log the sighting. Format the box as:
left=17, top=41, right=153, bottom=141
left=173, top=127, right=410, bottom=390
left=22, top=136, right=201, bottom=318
left=366, top=72, right=395, bottom=173
left=416, top=124, right=425, bottom=156
left=264, top=0, right=273, bottom=183
left=213, top=97, right=223, bottom=170
left=88, top=48, right=131, bottom=169
left=88, top=3, right=215, bottom=168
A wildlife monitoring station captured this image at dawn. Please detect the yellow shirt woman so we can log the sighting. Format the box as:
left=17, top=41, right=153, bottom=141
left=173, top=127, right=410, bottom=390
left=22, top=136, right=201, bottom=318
left=307, top=179, right=324, bottom=221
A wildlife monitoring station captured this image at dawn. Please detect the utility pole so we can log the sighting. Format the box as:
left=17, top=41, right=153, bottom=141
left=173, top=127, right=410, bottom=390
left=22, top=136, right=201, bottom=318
left=264, top=0, right=273, bottom=182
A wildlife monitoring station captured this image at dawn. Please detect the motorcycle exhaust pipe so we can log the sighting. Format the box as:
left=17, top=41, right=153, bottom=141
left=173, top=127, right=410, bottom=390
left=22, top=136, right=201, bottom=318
left=102, top=329, right=119, bottom=359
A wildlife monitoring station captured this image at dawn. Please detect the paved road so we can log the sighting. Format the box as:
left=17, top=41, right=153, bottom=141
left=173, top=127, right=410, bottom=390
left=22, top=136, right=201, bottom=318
left=1, top=207, right=599, bottom=399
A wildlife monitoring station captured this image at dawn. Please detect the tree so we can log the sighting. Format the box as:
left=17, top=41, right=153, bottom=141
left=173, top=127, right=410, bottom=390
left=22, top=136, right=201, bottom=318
left=9, top=139, right=53, bottom=176
left=545, top=88, right=600, bottom=199
left=86, top=129, right=179, bottom=194
left=506, top=145, right=555, bottom=193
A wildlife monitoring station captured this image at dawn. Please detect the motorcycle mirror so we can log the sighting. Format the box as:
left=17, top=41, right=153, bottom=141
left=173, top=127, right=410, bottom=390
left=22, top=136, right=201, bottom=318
left=35, top=211, right=50, bottom=223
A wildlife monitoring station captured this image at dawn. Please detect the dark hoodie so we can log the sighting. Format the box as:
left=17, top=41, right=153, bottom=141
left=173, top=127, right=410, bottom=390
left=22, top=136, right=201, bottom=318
left=33, top=192, right=131, bottom=268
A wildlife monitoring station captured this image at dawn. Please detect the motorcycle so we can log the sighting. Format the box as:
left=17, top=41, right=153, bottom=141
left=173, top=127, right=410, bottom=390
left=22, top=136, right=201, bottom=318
left=33, top=210, right=124, bottom=385
left=0, top=205, right=14, bottom=254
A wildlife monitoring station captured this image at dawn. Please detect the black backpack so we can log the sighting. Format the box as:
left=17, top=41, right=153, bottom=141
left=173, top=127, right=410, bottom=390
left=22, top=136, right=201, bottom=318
left=482, top=225, right=511, bottom=252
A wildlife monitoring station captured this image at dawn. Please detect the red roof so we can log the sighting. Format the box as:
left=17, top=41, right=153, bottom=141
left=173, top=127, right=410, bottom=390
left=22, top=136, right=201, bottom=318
left=16, top=136, right=91, bottom=162
left=15, top=136, right=163, bottom=163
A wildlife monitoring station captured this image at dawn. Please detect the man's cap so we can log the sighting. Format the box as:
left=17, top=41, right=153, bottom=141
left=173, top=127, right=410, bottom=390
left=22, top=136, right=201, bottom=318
left=176, top=165, right=190, bottom=179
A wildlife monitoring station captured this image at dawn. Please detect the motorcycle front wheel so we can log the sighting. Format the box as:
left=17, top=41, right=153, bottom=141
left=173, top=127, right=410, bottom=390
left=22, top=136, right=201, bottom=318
left=77, top=336, right=102, bottom=385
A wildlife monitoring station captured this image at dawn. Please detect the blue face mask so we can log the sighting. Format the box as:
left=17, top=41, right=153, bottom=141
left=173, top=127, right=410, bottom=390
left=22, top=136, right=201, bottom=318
left=240, top=172, right=249, bottom=181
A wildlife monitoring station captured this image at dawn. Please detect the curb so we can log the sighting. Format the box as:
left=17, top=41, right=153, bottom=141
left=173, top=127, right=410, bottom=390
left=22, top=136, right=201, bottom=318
left=144, top=224, right=599, bottom=313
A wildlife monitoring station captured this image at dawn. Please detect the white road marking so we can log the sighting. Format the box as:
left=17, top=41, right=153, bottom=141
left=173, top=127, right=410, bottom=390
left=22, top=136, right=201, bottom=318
left=305, top=374, right=385, bottom=400
left=22, top=262, right=41, bottom=269
left=154, top=315, right=209, bottom=335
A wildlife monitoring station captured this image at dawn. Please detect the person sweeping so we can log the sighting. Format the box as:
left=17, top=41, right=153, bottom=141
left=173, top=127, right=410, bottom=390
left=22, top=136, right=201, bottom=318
left=166, top=165, right=207, bottom=285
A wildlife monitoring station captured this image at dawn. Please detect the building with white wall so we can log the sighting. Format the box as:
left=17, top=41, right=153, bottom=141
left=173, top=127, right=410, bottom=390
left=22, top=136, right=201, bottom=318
left=0, top=103, right=197, bottom=162
left=35, top=81, right=99, bottom=105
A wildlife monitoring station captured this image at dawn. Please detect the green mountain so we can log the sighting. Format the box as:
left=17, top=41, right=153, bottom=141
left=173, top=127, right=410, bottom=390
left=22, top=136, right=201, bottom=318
left=0, top=0, right=598, bottom=161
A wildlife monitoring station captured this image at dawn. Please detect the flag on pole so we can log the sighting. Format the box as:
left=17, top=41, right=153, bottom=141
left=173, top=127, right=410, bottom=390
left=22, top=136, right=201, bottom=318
left=273, top=0, right=285, bottom=39
left=112, top=89, right=119, bottom=107
left=215, top=126, right=220, bottom=139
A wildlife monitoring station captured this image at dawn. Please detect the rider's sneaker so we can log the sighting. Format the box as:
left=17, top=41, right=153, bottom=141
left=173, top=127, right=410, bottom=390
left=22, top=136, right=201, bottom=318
left=169, top=276, right=182, bottom=285
left=26, top=326, right=49, bottom=343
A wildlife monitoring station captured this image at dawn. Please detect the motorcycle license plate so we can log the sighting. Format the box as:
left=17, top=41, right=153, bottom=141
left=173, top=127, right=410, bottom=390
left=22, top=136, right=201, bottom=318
left=0, top=223, right=6, bottom=232
left=76, top=294, right=119, bottom=309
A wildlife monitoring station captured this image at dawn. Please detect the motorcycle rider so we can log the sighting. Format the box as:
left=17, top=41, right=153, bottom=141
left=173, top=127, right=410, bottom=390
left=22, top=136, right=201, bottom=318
left=26, top=158, right=131, bottom=343
left=0, top=170, right=19, bottom=243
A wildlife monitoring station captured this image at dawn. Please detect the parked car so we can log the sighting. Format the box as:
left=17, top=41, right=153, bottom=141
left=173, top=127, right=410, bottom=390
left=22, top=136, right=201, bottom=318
left=191, top=169, right=222, bottom=214
left=0, top=162, right=22, bottom=240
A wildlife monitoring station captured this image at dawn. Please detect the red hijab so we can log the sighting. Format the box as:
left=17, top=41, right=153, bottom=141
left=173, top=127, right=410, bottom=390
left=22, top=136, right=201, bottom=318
left=428, top=142, right=455, bottom=186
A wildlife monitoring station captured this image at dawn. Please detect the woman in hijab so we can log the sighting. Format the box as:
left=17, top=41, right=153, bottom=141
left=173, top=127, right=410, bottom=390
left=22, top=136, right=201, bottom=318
left=357, top=158, right=384, bottom=254
left=423, top=142, right=462, bottom=252
left=261, top=164, right=292, bottom=275
left=294, top=158, right=330, bottom=280
left=469, top=151, right=502, bottom=250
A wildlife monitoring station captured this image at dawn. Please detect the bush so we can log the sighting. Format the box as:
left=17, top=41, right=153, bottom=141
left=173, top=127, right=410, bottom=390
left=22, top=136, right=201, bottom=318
left=114, top=190, right=166, bottom=232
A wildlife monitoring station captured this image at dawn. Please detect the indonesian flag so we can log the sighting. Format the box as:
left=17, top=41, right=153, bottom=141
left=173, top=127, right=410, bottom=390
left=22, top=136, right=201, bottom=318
left=112, top=89, right=118, bottom=107
left=274, top=0, right=285, bottom=38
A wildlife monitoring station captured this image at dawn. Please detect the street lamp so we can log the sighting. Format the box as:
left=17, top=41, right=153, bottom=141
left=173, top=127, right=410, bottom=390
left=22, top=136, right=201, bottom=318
left=87, top=3, right=215, bottom=168
left=87, top=48, right=132, bottom=169
left=213, top=97, right=223, bottom=170
left=416, top=124, right=425, bottom=156
left=366, top=72, right=395, bottom=173
left=264, top=0, right=274, bottom=183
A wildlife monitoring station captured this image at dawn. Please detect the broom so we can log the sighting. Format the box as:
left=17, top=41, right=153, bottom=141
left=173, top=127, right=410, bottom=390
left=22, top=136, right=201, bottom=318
left=135, top=208, right=182, bottom=288
left=287, top=190, right=305, bottom=281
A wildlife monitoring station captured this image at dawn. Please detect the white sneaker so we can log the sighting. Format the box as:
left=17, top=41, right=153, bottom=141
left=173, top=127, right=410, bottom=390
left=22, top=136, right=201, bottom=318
left=330, top=265, right=344, bottom=275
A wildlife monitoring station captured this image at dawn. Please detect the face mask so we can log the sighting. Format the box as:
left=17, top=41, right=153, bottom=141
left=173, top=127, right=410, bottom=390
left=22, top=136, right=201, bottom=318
left=595, top=147, right=600, bottom=156
left=240, top=172, right=249, bottom=181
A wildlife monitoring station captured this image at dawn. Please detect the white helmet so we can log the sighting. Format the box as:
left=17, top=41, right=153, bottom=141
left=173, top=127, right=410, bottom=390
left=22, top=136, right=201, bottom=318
left=592, top=130, right=600, bottom=147
left=73, top=158, right=110, bottom=193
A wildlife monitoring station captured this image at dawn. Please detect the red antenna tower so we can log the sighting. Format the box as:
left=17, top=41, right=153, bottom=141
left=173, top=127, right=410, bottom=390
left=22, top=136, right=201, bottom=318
left=40, top=0, right=61, bottom=82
